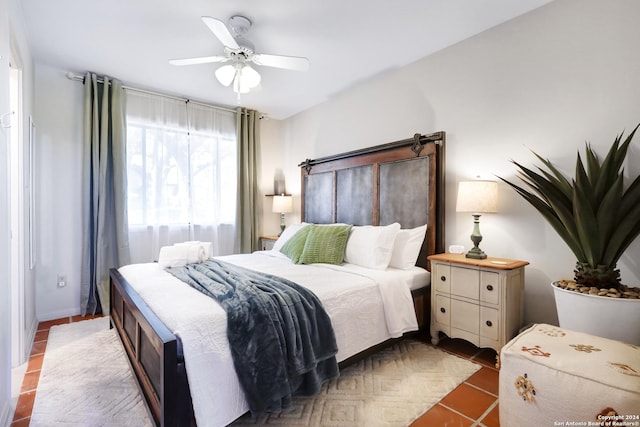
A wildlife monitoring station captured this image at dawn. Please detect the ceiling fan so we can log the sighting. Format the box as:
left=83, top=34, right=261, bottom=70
left=169, top=15, right=309, bottom=95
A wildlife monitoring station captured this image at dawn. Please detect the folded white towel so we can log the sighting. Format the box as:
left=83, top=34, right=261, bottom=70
left=158, top=245, right=188, bottom=268
left=175, top=241, right=212, bottom=263
left=159, top=241, right=214, bottom=268
left=200, top=242, right=213, bottom=260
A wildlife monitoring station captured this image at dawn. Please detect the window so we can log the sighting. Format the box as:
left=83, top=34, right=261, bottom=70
left=125, top=90, right=237, bottom=262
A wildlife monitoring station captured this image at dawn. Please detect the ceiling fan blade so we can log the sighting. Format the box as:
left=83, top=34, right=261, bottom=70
left=251, top=54, right=310, bottom=71
left=201, top=16, right=239, bottom=49
left=169, top=56, right=229, bottom=66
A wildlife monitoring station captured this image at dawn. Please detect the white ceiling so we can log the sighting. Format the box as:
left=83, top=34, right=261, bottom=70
left=20, top=0, right=552, bottom=119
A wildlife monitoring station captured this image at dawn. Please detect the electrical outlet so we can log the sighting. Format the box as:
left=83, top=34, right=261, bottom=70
left=57, top=274, right=66, bottom=288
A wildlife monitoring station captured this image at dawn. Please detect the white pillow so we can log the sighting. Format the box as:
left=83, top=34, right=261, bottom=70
left=344, top=223, right=401, bottom=270
left=272, top=223, right=309, bottom=252
left=389, top=224, right=427, bottom=270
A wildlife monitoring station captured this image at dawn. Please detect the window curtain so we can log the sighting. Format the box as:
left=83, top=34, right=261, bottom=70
left=80, top=73, right=130, bottom=315
left=235, top=108, right=261, bottom=253
left=125, top=91, right=237, bottom=263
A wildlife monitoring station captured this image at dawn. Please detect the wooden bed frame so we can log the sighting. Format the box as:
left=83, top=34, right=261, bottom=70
left=109, top=132, right=445, bottom=426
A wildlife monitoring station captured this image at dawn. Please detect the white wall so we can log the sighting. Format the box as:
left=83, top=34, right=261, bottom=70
left=269, top=0, right=640, bottom=326
left=259, top=118, right=293, bottom=236
left=33, top=64, right=84, bottom=321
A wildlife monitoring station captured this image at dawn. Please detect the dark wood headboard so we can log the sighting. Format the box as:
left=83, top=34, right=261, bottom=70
left=299, top=132, right=445, bottom=270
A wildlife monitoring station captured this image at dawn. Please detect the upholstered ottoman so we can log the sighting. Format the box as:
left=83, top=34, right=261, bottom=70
left=499, top=324, right=640, bottom=427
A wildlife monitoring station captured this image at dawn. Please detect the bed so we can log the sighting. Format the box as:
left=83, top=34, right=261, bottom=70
left=109, top=132, right=446, bottom=427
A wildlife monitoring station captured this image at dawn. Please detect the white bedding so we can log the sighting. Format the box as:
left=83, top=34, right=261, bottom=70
left=118, top=250, right=429, bottom=427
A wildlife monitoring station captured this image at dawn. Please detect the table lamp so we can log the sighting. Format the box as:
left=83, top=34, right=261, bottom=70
left=272, top=194, right=293, bottom=236
left=456, top=180, right=498, bottom=259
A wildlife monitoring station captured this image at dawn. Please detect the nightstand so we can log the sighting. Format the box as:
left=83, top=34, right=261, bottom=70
left=428, top=253, right=528, bottom=352
left=259, top=235, right=279, bottom=251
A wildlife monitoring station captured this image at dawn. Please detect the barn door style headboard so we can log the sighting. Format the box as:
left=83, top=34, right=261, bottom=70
left=299, top=132, right=445, bottom=270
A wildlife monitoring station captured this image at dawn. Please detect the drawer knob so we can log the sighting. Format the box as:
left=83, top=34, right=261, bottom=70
left=440, top=307, right=446, bottom=313
left=440, top=276, right=446, bottom=282
left=486, top=320, right=493, bottom=327
left=486, top=284, right=494, bottom=291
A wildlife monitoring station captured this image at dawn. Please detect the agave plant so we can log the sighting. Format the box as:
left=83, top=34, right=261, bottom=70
left=500, top=124, right=640, bottom=291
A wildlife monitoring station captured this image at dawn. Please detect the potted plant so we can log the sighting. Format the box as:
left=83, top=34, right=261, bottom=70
left=500, top=124, right=640, bottom=344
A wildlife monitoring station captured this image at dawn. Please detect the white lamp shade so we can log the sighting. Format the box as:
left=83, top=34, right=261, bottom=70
left=232, top=65, right=261, bottom=94
left=241, top=65, right=261, bottom=88
left=272, top=195, right=293, bottom=213
left=215, top=65, right=236, bottom=87
left=456, top=180, right=498, bottom=213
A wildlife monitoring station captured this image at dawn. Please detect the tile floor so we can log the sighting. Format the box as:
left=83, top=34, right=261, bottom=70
left=410, top=336, right=500, bottom=427
left=11, top=321, right=500, bottom=427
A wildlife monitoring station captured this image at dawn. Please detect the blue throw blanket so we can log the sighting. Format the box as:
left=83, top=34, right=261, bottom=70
left=167, top=259, right=339, bottom=415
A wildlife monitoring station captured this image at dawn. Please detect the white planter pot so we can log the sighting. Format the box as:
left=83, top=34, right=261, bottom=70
left=552, top=282, right=640, bottom=345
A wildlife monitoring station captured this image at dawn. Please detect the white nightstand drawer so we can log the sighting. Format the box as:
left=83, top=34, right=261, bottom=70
left=262, top=240, right=275, bottom=250
left=259, top=236, right=278, bottom=251
left=451, top=266, right=479, bottom=300
left=435, top=294, right=450, bottom=326
left=480, top=271, right=500, bottom=305
left=451, top=299, right=479, bottom=335
left=480, top=306, right=499, bottom=341
left=434, top=264, right=451, bottom=294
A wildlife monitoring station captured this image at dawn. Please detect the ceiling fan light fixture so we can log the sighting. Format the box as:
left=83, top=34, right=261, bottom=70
left=173, top=14, right=308, bottom=97
left=241, top=65, right=261, bottom=88
left=215, top=64, right=236, bottom=87
left=233, top=78, right=250, bottom=94
left=232, top=64, right=261, bottom=94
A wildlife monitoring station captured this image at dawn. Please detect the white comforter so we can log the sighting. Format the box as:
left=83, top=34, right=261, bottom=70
left=118, top=251, right=428, bottom=427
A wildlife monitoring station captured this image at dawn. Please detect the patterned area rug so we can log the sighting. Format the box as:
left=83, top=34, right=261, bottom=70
left=31, top=319, right=480, bottom=427
left=30, top=317, right=154, bottom=427
left=232, top=339, right=481, bottom=427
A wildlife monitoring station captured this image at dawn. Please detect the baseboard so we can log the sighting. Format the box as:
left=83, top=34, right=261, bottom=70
left=24, top=317, right=38, bottom=358
left=10, top=316, right=40, bottom=367
left=37, top=307, right=80, bottom=323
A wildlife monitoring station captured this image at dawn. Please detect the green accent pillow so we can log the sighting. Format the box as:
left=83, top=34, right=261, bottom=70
left=280, top=226, right=311, bottom=263
left=298, top=224, right=353, bottom=265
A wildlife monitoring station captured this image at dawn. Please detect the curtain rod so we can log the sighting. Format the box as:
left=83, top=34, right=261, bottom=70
left=65, top=71, right=244, bottom=115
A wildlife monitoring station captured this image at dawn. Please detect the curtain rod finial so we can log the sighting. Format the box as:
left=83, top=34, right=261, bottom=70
left=66, top=71, right=85, bottom=82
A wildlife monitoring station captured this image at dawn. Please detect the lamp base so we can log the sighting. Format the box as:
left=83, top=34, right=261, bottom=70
left=465, top=247, right=488, bottom=259
left=279, top=213, right=286, bottom=236
left=466, top=213, right=488, bottom=259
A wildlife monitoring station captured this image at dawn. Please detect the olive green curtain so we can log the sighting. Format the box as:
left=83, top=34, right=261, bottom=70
left=80, top=73, right=130, bottom=315
left=235, top=108, right=261, bottom=253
